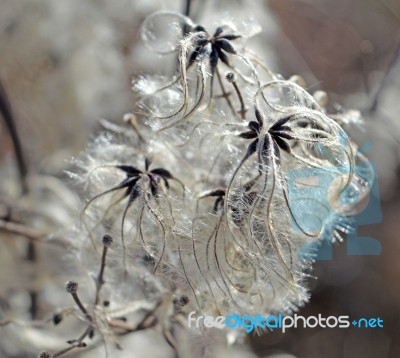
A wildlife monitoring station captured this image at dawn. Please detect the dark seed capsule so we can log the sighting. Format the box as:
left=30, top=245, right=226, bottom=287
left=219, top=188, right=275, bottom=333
left=53, top=312, right=63, bottom=325
left=38, top=352, right=53, bottom=358
left=65, top=281, right=78, bottom=294
left=102, top=234, right=113, bottom=247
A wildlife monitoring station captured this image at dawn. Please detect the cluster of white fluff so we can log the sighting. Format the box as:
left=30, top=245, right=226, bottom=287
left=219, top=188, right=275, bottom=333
left=71, top=9, right=374, bottom=324
left=0, top=3, right=382, bottom=358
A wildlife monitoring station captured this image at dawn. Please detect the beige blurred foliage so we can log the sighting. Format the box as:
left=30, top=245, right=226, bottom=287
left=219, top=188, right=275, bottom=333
left=248, top=2, right=400, bottom=358
left=0, top=0, right=144, bottom=171
left=0, top=1, right=399, bottom=357
left=269, top=0, right=400, bottom=101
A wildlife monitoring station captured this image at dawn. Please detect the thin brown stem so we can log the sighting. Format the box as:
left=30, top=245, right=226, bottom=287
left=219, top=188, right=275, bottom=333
left=183, top=0, right=191, bottom=17
left=0, top=219, right=46, bottom=242
left=53, top=344, right=80, bottom=358
left=95, top=247, right=108, bottom=304
left=71, top=292, right=92, bottom=322
left=65, top=281, right=93, bottom=323
left=226, top=72, right=246, bottom=119
left=123, top=113, right=146, bottom=142
left=216, top=69, right=238, bottom=120
left=0, top=80, right=28, bottom=194
left=95, top=235, right=112, bottom=305
left=369, top=43, right=400, bottom=114
left=52, top=325, right=92, bottom=357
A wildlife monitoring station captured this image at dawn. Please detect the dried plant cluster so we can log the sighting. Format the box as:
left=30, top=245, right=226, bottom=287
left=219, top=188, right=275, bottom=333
left=0, top=5, right=375, bottom=358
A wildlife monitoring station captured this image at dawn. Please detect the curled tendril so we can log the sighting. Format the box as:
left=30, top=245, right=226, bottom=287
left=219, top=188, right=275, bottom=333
left=140, top=11, right=194, bottom=54
left=139, top=12, right=262, bottom=130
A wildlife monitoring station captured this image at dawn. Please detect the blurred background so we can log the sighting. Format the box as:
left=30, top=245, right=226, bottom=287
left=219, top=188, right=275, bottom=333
left=254, top=1, right=400, bottom=357
left=0, top=0, right=399, bottom=357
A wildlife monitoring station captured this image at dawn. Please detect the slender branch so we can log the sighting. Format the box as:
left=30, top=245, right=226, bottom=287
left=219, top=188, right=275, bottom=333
left=163, top=329, right=178, bottom=352
left=53, top=339, right=87, bottom=358
left=0, top=80, right=28, bottom=194
left=65, top=281, right=93, bottom=323
left=95, top=235, right=113, bottom=305
left=27, top=240, right=38, bottom=319
left=226, top=72, right=247, bottom=119
left=216, top=69, right=239, bottom=120
left=122, top=113, right=146, bottom=142
left=39, top=325, right=92, bottom=358
left=369, top=43, right=400, bottom=114
left=0, top=219, right=46, bottom=242
left=0, top=82, right=37, bottom=318
left=183, top=0, right=191, bottom=17
left=107, top=315, right=156, bottom=332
